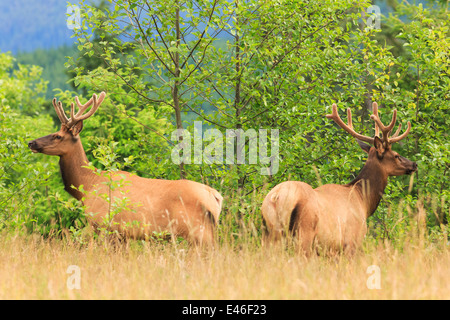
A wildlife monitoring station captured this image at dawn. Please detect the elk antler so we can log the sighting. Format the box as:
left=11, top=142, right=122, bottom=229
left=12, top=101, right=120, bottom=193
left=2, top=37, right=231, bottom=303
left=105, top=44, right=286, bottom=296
left=52, top=92, right=106, bottom=129
left=369, top=102, right=411, bottom=144
left=326, top=103, right=375, bottom=144
left=326, top=102, right=411, bottom=146
left=52, top=99, right=69, bottom=125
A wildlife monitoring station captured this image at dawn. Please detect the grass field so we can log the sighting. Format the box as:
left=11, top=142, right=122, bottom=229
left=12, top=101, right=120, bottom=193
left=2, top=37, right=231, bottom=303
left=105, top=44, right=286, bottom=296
left=0, top=217, right=449, bottom=300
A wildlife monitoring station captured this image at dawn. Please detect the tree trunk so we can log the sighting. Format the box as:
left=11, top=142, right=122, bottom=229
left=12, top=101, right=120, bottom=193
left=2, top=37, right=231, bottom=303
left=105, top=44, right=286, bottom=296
left=173, top=4, right=185, bottom=179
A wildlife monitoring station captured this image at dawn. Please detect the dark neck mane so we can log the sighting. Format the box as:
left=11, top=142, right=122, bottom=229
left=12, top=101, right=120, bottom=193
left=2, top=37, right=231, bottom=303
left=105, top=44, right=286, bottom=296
left=346, top=156, right=388, bottom=217
left=59, top=138, right=97, bottom=201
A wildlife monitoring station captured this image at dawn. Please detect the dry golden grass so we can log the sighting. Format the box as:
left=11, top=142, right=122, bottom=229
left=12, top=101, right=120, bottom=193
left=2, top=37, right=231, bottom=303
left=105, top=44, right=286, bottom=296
left=0, top=228, right=449, bottom=300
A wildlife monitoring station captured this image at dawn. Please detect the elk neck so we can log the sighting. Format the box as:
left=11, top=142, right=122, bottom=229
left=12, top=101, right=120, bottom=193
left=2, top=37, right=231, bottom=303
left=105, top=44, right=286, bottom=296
left=58, top=138, right=98, bottom=201
left=347, top=156, right=389, bottom=218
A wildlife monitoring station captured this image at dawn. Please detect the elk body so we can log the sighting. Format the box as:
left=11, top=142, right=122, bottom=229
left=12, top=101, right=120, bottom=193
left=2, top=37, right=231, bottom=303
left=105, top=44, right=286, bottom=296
left=261, top=103, right=417, bottom=255
left=28, top=92, right=223, bottom=245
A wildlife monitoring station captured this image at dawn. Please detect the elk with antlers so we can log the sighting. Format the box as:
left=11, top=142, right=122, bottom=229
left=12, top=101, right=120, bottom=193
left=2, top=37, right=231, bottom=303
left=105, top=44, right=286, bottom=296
left=28, top=92, right=223, bottom=245
left=261, top=102, right=417, bottom=255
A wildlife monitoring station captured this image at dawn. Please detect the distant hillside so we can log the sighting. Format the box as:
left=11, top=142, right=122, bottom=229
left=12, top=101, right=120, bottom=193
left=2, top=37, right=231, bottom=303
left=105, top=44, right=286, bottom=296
left=0, top=0, right=430, bottom=54
left=16, top=45, right=78, bottom=98
left=0, top=0, right=81, bottom=53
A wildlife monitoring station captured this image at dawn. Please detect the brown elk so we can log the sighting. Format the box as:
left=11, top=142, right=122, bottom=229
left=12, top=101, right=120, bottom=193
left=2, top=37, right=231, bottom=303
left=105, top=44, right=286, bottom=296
left=261, top=102, right=417, bottom=255
left=28, top=92, right=223, bottom=245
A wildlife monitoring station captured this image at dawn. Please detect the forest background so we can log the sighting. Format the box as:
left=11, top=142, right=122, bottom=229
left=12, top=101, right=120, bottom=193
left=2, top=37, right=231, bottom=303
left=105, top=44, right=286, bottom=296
left=0, top=0, right=448, bottom=247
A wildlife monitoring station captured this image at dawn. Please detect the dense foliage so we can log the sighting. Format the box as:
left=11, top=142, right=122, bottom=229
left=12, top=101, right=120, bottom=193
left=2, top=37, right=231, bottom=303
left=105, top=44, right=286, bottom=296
left=0, top=0, right=448, bottom=244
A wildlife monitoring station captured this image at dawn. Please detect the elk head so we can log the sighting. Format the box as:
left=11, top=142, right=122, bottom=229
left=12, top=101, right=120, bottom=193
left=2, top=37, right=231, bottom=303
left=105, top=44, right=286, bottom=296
left=28, top=92, right=106, bottom=156
left=326, top=102, right=418, bottom=176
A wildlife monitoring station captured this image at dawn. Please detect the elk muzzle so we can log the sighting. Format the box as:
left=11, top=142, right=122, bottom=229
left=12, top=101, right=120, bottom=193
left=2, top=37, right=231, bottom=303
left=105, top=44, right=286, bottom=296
left=28, top=134, right=55, bottom=154
left=28, top=140, right=41, bottom=153
left=406, top=161, right=418, bottom=175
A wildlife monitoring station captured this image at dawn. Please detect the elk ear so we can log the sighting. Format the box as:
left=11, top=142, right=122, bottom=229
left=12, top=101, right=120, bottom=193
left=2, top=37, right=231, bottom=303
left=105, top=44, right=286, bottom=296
left=357, top=139, right=371, bottom=154
left=70, top=121, right=84, bottom=136
left=373, top=136, right=385, bottom=158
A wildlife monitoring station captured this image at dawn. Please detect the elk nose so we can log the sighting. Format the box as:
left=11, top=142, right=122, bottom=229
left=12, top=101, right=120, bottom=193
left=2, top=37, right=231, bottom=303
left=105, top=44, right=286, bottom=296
left=28, top=141, right=36, bottom=149
left=413, top=162, right=418, bottom=171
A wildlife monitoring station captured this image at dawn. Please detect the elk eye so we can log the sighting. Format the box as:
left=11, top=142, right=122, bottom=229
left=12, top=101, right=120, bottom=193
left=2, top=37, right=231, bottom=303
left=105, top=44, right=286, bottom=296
left=55, top=135, right=62, bottom=140
left=395, top=155, right=400, bottom=159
